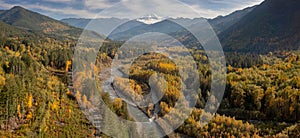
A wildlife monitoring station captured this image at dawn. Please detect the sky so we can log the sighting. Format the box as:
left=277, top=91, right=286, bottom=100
left=0, top=0, right=264, bottom=19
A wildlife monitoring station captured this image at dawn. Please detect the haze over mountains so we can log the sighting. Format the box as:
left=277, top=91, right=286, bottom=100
left=60, top=0, right=300, bottom=54
left=61, top=6, right=254, bottom=41
left=0, top=0, right=299, bottom=54
left=61, top=18, right=146, bottom=37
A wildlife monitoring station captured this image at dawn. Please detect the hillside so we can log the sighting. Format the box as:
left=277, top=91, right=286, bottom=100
left=1, top=6, right=67, bottom=31
left=220, top=0, right=300, bottom=53
left=0, top=6, right=84, bottom=39
left=0, top=20, right=31, bottom=37
left=208, top=6, right=255, bottom=34
left=0, top=7, right=110, bottom=137
left=0, top=10, right=5, bottom=15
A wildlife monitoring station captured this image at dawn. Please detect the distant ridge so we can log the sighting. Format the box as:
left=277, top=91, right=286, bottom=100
left=165, top=5, right=256, bottom=48
left=61, top=5, right=255, bottom=41
left=61, top=18, right=146, bottom=36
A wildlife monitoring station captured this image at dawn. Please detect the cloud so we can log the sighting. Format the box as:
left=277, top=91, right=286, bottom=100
left=0, top=1, right=14, bottom=9
left=0, top=1, right=98, bottom=19
left=84, top=0, right=121, bottom=9
left=180, top=0, right=264, bottom=18
left=209, top=0, right=263, bottom=10
left=0, top=0, right=264, bottom=19
left=94, top=0, right=262, bottom=19
left=35, top=5, right=98, bottom=18
left=188, top=4, right=228, bottom=18
left=97, top=0, right=207, bottom=19
left=43, top=0, right=72, bottom=2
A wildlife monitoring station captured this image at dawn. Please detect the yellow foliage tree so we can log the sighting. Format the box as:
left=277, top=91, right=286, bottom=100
left=5, top=61, right=9, bottom=68
left=4, top=46, right=9, bottom=51
left=227, top=65, right=234, bottom=72
left=27, top=94, right=33, bottom=109
left=26, top=111, right=32, bottom=120
left=113, top=98, right=123, bottom=109
left=75, top=91, right=82, bottom=103
left=158, top=62, right=176, bottom=73
left=160, top=102, right=170, bottom=115
left=0, top=75, right=5, bottom=88
left=65, top=60, right=72, bottom=71
left=17, top=104, right=22, bottom=119
left=51, top=101, right=59, bottom=111
left=237, top=68, right=243, bottom=73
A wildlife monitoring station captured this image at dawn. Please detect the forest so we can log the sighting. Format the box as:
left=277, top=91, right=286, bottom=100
left=0, top=2, right=300, bottom=138
left=0, top=27, right=299, bottom=137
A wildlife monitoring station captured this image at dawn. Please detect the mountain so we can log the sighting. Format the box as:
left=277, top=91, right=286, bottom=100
left=220, top=0, right=300, bottom=53
left=109, top=19, right=189, bottom=40
left=169, top=17, right=204, bottom=27
left=61, top=15, right=207, bottom=40
left=0, top=6, right=84, bottom=39
left=136, top=14, right=164, bottom=24
left=109, top=6, right=255, bottom=41
left=61, top=18, right=146, bottom=36
left=1, top=6, right=66, bottom=31
left=0, top=20, right=27, bottom=35
left=61, top=18, right=92, bottom=29
left=108, top=17, right=206, bottom=40
left=208, top=6, right=255, bottom=34
left=61, top=6, right=253, bottom=42
left=163, top=6, right=255, bottom=48
left=0, top=10, right=5, bottom=15
left=111, top=20, right=145, bottom=34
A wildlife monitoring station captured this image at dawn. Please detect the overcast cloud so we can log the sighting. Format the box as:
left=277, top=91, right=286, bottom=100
left=0, top=0, right=264, bottom=19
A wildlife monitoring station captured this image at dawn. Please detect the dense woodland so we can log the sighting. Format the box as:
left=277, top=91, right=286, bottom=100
left=0, top=22, right=299, bottom=137
left=97, top=45, right=300, bottom=137
left=0, top=3, right=300, bottom=138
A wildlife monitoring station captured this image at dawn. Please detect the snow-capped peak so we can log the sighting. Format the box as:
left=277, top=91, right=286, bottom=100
left=136, top=13, right=164, bottom=24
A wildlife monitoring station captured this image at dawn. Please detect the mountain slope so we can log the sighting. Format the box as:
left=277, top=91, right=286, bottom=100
left=220, top=0, right=300, bottom=53
left=0, top=20, right=31, bottom=37
left=208, top=6, right=255, bottom=34
left=0, top=10, right=4, bottom=15
left=0, top=6, right=85, bottom=39
left=1, top=6, right=65, bottom=31
left=166, top=6, right=255, bottom=48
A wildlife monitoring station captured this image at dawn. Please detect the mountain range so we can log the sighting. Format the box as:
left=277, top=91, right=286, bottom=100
left=1, top=0, right=300, bottom=54
left=61, top=6, right=255, bottom=42
left=61, top=0, right=300, bottom=54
